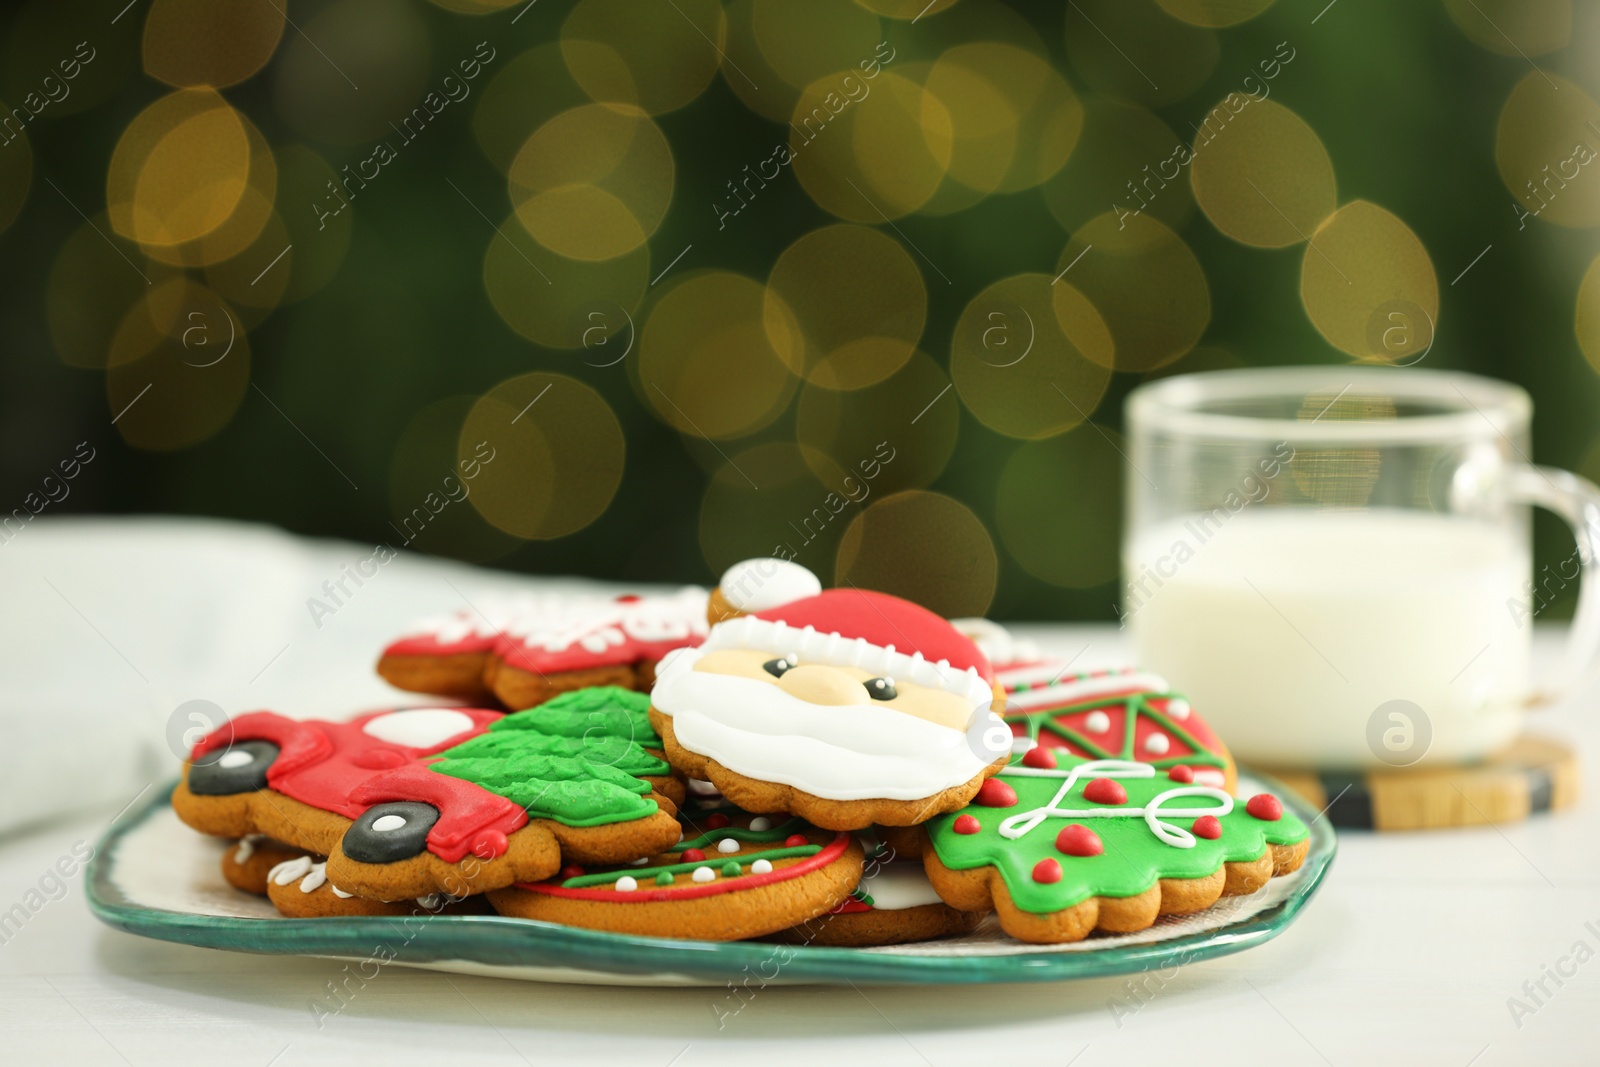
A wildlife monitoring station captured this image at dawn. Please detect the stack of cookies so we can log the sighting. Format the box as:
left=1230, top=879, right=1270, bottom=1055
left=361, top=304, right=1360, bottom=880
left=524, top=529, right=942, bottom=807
left=172, top=560, right=1309, bottom=946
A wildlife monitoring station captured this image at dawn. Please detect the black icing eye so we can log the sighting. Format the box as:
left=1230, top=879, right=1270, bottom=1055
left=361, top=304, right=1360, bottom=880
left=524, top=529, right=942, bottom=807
left=864, top=677, right=898, bottom=701
left=342, top=802, right=440, bottom=864
left=763, top=656, right=796, bottom=678
left=187, top=741, right=278, bottom=796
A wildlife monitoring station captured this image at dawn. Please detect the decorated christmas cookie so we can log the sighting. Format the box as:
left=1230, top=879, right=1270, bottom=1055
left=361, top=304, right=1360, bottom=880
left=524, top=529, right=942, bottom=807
left=650, top=586, right=1012, bottom=830
left=488, top=810, right=863, bottom=940
left=219, top=833, right=307, bottom=896
left=706, top=558, right=823, bottom=624
left=775, top=832, right=981, bottom=947
left=1000, top=665, right=1237, bottom=792
left=262, top=854, right=491, bottom=918
left=923, top=755, right=1310, bottom=944
left=172, top=695, right=683, bottom=902
left=377, top=588, right=710, bottom=708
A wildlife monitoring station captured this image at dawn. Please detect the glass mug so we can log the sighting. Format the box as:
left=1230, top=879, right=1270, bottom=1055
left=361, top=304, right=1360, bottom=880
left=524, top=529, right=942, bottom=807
left=1123, top=367, right=1600, bottom=769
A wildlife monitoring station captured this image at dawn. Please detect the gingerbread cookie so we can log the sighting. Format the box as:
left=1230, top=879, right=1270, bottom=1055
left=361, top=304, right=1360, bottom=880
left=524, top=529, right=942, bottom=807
left=375, top=594, right=548, bottom=702
left=775, top=833, right=980, bottom=947
left=173, top=701, right=682, bottom=901
left=220, top=833, right=306, bottom=896
left=489, top=810, right=862, bottom=940
left=706, top=558, right=822, bottom=624
left=263, top=854, right=491, bottom=918
left=650, top=586, right=1011, bottom=830
left=923, top=755, right=1309, bottom=944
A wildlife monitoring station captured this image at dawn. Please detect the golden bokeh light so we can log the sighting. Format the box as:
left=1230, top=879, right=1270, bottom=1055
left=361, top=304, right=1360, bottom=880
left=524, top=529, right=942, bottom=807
left=753, top=0, right=882, bottom=92
left=1444, top=0, right=1570, bottom=57
left=1063, top=0, right=1218, bottom=108
left=1056, top=213, right=1211, bottom=373
left=925, top=43, right=1081, bottom=198
left=48, top=219, right=173, bottom=369
left=795, top=351, right=957, bottom=494
left=698, top=441, right=837, bottom=577
left=717, top=0, right=806, bottom=123
left=835, top=490, right=997, bottom=618
left=484, top=210, right=649, bottom=350
left=766, top=224, right=925, bottom=390
left=203, top=206, right=293, bottom=318
left=389, top=396, right=524, bottom=564
left=144, top=110, right=276, bottom=268
left=1300, top=200, right=1438, bottom=362
left=273, top=0, right=431, bottom=145
left=1496, top=72, right=1600, bottom=229
left=460, top=373, right=626, bottom=541
left=509, top=103, right=673, bottom=261
left=1574, top=253, right=1600, bottom=375
left=1156, top=0, right=1275, bottom=27
left=791, top=70, right=952, bottom=221
left=473, top=45, right=591, bottom=175
left=951, top=273, right=1113, bottom=439
left=107, top=279, right=252, bottom=451
left=562, top=0, right=725, bottom=115
left=274, top=145, right=351, bottom=304
left=639, top=271, right=798, bottom=440
left=0, top=105, right=31, bottom=235
left=142, top=0, right=285, bottom=89
left=1041, top=95, right=1194, bottom=235
left=996, top=426, right=1124, bottom=589
left=1190, top=99, right=1336, bottom=248
left=107, top=89, right=250, bottom=248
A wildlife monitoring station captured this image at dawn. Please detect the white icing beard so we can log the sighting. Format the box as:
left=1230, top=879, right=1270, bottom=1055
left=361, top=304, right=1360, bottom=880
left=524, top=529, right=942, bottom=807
left=652, top=649, right=1004, bottom=801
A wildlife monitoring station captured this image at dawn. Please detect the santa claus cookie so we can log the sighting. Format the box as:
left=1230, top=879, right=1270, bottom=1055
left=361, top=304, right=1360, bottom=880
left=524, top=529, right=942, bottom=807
left=923, top=755, right=1309, bottom=944
left=650, top=585, right=1011, bottom=830
left=774, top=832, right=980, bottom=947
left=173, top=698, right=682, bottom=902
left=488, top=810, right=863, bottom=940
left=706, top=558, right=823, bottom=624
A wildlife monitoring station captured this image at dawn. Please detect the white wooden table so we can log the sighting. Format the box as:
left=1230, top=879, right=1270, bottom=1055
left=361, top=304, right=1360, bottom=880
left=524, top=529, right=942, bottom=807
left=0, top=520, right=1594, bottom=1065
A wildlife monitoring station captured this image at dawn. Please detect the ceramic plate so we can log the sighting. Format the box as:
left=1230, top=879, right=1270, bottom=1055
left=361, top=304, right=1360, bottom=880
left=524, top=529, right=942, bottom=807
left=87, top=775, right=1335, bottom=986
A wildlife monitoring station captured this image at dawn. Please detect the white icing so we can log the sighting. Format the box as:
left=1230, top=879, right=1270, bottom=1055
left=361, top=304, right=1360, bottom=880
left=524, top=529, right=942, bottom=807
left=716, top=838, right=740, bottom=854
left=691, top=866, right=715, bottom=883
left=1194, top=768, right=1227, bottom=788
left=269, top=856, right=314, bottom=886
left=417, top=893, right=444, bottom=909
left=615, top=876, right=639, bottom=892
left=690, top=615, right=994, bottom=703
left=998, top=759, right=1232, bottom=849
left=653, top=663, right=1006, bottom=801
left=951, top=618, right=1041, bottom=669
left=687, top=779, right=721, bottom=796
left=331, top=885, right=354, bottom=899
left=1084, top=710, right=1111, bottom=734
left=218, top=749, right=254, bottom=769
left=751, top=859, right=773, bottom=874
left=1144, top=733, right=1171, bottom=755
left=371, top=814, right=409, bottom=833
left=857, top=863, right=944, bottom=910
left=718, top=558, right=821, bottom=612
left=629, top=857, right=650, bottom=866
left=1167, top=698, right=1192, bottom=720
left=748, top=817, right=772, bottom=832
left=502, top=587, right=708, bottom=654
left=233, top=833, right=265, bottom=864
left=1002, top=669, right=1172, bottom=709
left=362, top=709, right=476, bottom=748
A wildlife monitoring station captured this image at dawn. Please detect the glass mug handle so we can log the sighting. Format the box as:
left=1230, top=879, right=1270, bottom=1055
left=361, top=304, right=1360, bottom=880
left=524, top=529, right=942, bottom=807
left=1507, top=465, right=1600, bottom=706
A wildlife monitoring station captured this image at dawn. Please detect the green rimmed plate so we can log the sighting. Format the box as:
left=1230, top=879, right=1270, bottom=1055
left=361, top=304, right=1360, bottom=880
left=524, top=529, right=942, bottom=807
left=86, top=774, right=1335, bottom=986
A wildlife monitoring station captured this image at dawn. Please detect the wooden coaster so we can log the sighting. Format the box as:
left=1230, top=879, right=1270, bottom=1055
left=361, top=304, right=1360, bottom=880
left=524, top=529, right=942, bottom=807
left=1259, top=735, right=1579, bottom=831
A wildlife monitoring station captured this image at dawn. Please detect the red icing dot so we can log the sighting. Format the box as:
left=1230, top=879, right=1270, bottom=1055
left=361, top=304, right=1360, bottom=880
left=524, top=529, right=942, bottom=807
left=783, top=834, right=809, bottom=848
left=1246, top=794, right=1283, bottom=822
left=680, top=848, right=706, bottom=862
left=471, top=830, right=509, bottom=859
left=559, top=864, right=585, bottom=879
left=705, top=813, right=732, bottom=829
left=1192, top=815, right=1222, bottom=840
left=1083, top=777, right=1127, bottom=805
left=974, top=778, right=1018, bottom=808
left=1167, top=765, right=1195, bottom=783
left=1032, top=858, right=1063, bottom=884
left=953, top=814, right=981, bottom=835
left=1055, top=824, right=1103, bottom=857
left=1021, top=746, right=1057, bottom=770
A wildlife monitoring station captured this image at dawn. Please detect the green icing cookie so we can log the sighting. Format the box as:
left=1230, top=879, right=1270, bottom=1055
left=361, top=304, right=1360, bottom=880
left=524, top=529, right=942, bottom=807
left=495, top=686, right=661, bottom=750
left=430, top=688, right=671, bottom=828
left=928, top=757, right=1308, bottom=914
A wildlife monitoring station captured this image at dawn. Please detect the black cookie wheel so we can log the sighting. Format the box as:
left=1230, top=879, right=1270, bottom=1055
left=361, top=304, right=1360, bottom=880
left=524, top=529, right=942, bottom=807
left=341, top=802, right=441, bottom=864
left=186, top=740, right=279, bottom=796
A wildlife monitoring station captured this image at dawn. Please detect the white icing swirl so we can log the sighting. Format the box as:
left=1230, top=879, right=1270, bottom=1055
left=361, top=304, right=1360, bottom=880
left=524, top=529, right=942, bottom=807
left=718, top=558, right=821, bottom=612
left=998, top=759, right=1233, bottom=849
left=234, top=833, right=265, bottom=864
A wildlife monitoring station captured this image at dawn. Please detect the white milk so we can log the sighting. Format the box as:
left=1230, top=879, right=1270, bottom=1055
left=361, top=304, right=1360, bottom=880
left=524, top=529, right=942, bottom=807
left=1125, top=509, right=1529, bottom=768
